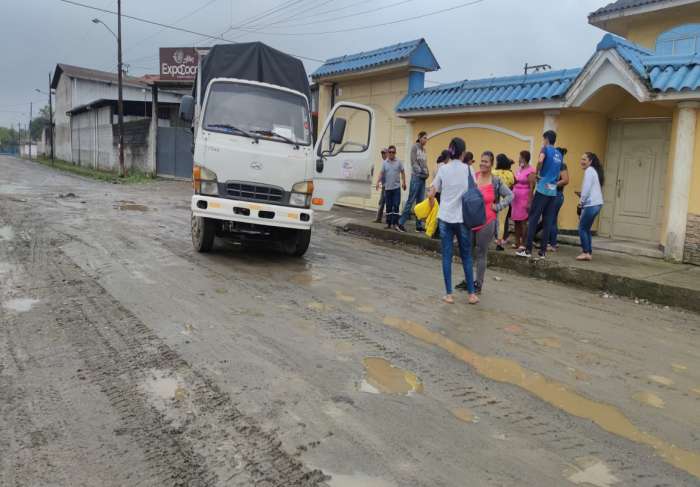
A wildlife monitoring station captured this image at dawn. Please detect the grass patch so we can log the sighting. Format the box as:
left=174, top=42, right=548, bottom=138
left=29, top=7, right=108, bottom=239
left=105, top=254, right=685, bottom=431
left=34, top=156, right=155, bottom=184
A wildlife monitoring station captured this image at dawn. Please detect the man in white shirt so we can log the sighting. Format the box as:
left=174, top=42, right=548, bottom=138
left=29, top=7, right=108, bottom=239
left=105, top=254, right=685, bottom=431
left=428, top=137, right=479, bottom=305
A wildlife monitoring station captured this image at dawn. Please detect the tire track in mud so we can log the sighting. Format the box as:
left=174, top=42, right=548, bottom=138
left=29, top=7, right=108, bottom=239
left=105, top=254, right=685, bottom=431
left=150, top=227, right=695, bottom=485
left=0, top=200, right=329, bottom=487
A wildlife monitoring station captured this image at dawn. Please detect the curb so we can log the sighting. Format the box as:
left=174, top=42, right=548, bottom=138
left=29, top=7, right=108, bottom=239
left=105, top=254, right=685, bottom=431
left=337, top=222, right=700, bottom=314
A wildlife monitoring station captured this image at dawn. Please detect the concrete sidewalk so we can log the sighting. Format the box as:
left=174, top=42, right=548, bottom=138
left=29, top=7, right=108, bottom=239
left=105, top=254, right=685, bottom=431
left=323, top=206, right=700, bottom=314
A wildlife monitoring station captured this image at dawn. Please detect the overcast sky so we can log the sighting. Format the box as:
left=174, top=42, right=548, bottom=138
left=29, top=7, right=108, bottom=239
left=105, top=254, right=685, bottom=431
left=0, top=0, right=613, bottom=127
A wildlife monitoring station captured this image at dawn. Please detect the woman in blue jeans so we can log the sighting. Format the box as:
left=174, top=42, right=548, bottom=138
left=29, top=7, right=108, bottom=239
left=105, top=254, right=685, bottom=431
left=577, top=152, right=605, bottom=261
left=428, top=137, right=479, bottom=305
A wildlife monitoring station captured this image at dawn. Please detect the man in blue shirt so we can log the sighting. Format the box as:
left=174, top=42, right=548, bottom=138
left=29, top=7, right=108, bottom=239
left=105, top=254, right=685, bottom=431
left=517, top=130, right=562, bottom=259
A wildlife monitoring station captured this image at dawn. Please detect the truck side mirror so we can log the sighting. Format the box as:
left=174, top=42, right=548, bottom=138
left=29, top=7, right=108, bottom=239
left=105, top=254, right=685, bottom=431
left=330, top=117, right=346, bottom=145
left=179, top=95, right=195, bottom=123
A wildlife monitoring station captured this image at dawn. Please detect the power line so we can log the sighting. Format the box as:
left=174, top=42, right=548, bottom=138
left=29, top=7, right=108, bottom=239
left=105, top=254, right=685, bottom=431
left=237, top=0, right=487, bottom=36
left=221, top=0, right=307, bottom=42
left=247, top=0, right=417, bottom=31
left=124, top=0, right=221, bottom=54
left=58, top=0, right=325, bottom=63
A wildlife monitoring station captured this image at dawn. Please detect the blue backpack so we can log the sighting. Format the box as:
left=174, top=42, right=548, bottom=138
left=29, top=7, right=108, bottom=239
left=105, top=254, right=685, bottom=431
left=461, top=171, right=486, bottom=229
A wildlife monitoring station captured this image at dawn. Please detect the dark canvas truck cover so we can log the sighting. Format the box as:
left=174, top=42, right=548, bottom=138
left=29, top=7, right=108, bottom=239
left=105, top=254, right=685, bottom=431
left=196, top=42, right=311, bottom=103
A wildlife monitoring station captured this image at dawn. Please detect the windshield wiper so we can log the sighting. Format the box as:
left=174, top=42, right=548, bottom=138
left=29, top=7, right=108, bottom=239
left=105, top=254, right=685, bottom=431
left=251, top=129, right=299, bottom=148
left=206, top=124, right=258, bottom=142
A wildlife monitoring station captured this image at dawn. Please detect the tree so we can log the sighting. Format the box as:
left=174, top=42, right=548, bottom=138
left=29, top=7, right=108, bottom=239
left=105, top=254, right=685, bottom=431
left=30, top=105, right=51, bottom=141
left=0, top=126, right=19, bottom=147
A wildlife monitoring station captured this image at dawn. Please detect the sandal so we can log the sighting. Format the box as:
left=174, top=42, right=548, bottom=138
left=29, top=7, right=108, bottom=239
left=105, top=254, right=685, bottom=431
left=468, top=294, right=480, bottom=305
left=443, top=295, right=455, bottom=304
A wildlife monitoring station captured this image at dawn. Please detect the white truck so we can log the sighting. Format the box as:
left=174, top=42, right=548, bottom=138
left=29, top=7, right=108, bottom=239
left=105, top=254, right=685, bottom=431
left=178, top=42, right=375, bottom=256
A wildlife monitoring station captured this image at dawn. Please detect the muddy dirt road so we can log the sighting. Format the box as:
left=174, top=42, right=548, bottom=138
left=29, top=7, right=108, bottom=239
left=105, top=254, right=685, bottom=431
left=1, top=156, right=699, bottom=486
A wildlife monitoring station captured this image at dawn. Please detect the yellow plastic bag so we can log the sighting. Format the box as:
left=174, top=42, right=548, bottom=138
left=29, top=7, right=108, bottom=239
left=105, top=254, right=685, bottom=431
left=414, top=199, right=439, bottom=238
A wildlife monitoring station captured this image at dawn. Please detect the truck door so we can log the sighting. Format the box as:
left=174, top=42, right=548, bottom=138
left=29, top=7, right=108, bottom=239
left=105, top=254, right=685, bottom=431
left=312, top=102, right=375, bottom=211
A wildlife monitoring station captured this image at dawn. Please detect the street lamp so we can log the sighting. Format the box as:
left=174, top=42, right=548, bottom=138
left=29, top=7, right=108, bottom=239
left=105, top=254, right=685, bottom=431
left=92, top=5, right=125, bottom=177
left=35, top=82, right=54, bottom=165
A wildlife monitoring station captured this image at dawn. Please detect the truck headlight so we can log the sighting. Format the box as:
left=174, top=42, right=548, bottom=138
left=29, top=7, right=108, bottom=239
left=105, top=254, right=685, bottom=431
left=193, top=165, right=218, bottom=195
left=290, top=181, right=313, bottom=208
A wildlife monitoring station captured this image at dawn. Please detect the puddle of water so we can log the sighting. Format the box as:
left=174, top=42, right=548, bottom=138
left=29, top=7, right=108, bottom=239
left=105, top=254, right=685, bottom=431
left=633, top=391, right=665, bottom=409
left=381, top=315, right=700, bottom=479
left=504, top=324, right=523, bottom=334
left=451, top=407, right=478, bottom=423
left=335, top=291, right=356, bottom=303
left=360, top=357, right=423, bottom=395
left=648, top=375, right=673, bottom=386
left=327, top=472, right=396, bottom=487
left=534, top=337, right=561, bottom=348
left=307, top=301, right=329, bottom=312
left=142, top=370, right=187, bottom=403
left=290, top=271, right=325, bottom=286
left=568, top=458, right=619, bottom=487
left=116, top=201, right=148, bottom=212
left=0, top=225, right=14, bottom=241
left=3, top=298, right=39, bottom=313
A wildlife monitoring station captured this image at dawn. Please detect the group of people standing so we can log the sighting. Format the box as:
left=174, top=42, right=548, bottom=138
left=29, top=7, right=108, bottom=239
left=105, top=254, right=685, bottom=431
left=374, top=129, right=606, bottom=305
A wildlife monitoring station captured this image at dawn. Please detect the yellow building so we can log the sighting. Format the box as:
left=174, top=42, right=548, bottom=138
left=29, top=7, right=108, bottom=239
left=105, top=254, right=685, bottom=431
left=316, top=1, right=700, bottom=264
left=312, top=39, right=440, bottom=210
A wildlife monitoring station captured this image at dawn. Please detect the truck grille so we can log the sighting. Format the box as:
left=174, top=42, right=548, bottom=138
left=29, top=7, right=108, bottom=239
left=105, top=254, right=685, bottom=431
left=225, top=182, right=284, bottom=202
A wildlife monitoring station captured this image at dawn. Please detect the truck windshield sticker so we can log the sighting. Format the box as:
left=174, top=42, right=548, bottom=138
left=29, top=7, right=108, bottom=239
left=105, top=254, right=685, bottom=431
left=273, top=125, right=294, bottom=141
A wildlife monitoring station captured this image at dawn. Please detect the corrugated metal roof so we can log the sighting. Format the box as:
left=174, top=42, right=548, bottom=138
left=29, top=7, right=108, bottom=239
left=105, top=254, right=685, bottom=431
left=311, top=39, right=438, bottom=79
left=589, top=0, right=669, bottom=19
left=596, top=33, right=653, bottom=77
left=646, top=54, right=700, bottom=91
left=396, top=68, right=581, bottom=113
left=51, top=63, right=148, bottom=90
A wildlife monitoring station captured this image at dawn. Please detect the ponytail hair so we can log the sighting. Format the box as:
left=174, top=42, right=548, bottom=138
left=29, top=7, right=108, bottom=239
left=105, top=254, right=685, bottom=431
left=437, top=149, right=450, bottom=164
left=557, top=147, right=568, bottom=157
left=448, top=137, right=466, bottom=159
left=585, top=152, right=605, bottom=186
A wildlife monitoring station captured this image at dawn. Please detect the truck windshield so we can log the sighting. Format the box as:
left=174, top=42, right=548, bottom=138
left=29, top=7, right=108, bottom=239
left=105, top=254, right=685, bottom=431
left=203, top=82, right=311, bottom=146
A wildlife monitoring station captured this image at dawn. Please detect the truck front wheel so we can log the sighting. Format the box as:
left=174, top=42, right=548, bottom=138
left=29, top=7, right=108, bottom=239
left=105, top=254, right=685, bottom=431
left=283, top=229, right=311, bottom=257
left=191, top=214, right=216, bottom=253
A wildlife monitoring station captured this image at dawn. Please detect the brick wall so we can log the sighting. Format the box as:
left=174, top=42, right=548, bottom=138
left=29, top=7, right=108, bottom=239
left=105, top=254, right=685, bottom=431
left=684, top=213, right=700, bottom=265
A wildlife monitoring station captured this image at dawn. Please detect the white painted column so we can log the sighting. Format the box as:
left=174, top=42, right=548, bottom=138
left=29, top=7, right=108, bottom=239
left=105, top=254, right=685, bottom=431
left=665, top=101, right=699, bottom=261
left=543, top=110, right=560, bottom=133
left=317, top=83, right=333, bottom=135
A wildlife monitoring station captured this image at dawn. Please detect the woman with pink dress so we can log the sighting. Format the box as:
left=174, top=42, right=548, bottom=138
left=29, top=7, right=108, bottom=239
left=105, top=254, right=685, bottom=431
left=511, top=150, right=536, bottom=251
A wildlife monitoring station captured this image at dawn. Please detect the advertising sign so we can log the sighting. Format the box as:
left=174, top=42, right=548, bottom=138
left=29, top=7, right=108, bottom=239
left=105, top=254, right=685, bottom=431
left=160, top=47, right=198, bottom=81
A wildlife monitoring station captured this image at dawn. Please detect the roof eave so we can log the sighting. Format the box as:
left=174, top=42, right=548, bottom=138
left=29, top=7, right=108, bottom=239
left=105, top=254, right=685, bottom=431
left=312, top=60, right=412, bottom=82
left=589, top=0, right=697, bottom=27
left=396, top=100, right=567, bottom=118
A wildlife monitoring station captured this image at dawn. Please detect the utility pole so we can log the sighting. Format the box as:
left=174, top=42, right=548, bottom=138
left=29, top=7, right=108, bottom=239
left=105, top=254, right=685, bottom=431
left=49, top=72, right=55, bottom=164
left=117, top=0, right=125, bottom=177
left=29, top=102, right=32, bottom=160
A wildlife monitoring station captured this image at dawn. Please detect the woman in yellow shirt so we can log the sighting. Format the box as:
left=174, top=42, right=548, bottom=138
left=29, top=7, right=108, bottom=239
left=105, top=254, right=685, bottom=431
left=493, top=154, right=516, bottom=251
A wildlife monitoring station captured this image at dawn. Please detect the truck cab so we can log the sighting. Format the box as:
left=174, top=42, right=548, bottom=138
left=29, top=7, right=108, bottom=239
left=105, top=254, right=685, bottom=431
left=180, top=73, right=375, bottom=257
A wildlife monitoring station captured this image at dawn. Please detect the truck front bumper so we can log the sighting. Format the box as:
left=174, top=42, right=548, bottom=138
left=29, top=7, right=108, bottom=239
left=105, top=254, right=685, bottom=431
left=191, top=195, right=313, bottom=231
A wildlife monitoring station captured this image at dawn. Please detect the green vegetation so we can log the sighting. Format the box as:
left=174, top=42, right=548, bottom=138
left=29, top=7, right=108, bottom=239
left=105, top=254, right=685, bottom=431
left=35, top=156, right=155, bottom=184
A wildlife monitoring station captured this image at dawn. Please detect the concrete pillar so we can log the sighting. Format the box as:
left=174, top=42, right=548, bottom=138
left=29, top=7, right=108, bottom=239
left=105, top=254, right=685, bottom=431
left=543, top=110, right=560, bottom=133
left=665, top=101, right=698, bottom=261
left=317, top=82, right=333, bottom=136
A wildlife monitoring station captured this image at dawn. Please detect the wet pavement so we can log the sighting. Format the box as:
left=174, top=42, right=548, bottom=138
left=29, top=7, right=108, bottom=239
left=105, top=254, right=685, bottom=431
left=1, top=155, right=699, bottom=486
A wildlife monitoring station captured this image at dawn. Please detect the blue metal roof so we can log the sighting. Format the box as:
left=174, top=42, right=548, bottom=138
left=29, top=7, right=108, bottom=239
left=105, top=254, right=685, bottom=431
left=646, top=54, right=700, bottom=91
left=597, top=34, right=700, bottom=92
left=596, top=34, right=652, bottom=77
left=396, top=68, right=581, bottom=113
left=311, top=39, right=439, bottom=79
